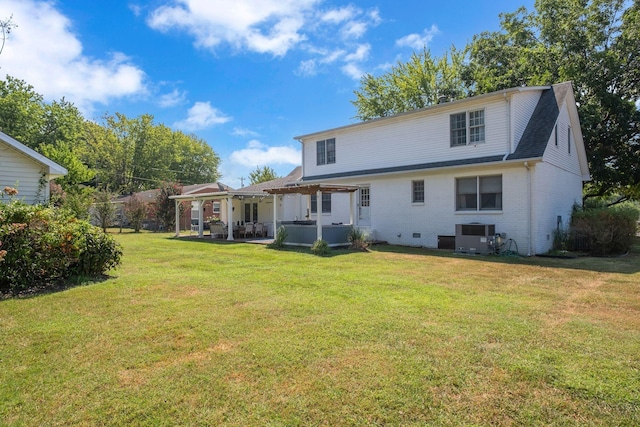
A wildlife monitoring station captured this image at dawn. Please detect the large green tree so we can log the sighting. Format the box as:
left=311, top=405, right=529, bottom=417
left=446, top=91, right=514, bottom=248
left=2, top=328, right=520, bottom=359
left=82, top=113, right=221, bottom=194
left=352, top=47, right=471, bottom=121
left=466, top=0, right=640, bottom=201
left=248, top=166, right=279, bottom=185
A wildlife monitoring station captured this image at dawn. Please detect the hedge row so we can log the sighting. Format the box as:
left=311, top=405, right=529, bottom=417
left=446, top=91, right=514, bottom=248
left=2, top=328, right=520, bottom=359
left=0, top=200, right=122, bottom=295
left=571, top=205, right=639, bottom=256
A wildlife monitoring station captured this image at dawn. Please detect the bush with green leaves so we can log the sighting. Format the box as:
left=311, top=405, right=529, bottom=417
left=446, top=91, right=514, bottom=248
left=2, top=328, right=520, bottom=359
left=268, top=226, right=288, bottom=249
left=571, top=204, right=639, bottom=256
left=311, top=239, right=330, bottom=256
left=348, top=227, right=370, bottom=251
left=0, top=199, right=122, bottom=295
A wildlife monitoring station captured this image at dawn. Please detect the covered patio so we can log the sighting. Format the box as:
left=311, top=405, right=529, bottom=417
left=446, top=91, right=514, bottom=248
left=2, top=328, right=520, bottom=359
left=169, top=189, right=272, bottom=241
left=264, top=183, right=360, bottom=247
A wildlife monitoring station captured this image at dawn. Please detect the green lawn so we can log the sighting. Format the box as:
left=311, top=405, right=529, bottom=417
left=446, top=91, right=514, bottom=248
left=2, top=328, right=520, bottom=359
left=2, top=232, right=639, bottom=426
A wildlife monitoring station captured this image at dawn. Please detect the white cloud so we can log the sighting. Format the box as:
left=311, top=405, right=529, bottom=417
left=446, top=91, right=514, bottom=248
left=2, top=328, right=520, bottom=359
left=396, top=25, right=440, bottom=50
left=321, top=6, right=357, bottom=24
left=232, top=127, right=260, bottom=137
left=230, top=139, right=300, bottom=167
left=147, top=0, right=320, bottom=57
left=0, top=0, right=147, bottom=116
left=341, top=63, right=365, bottom=80
left=173, top=101, right=232, bottom=131
left=344, top=44, right=370, bottom=62
left=296, top=59, right=318, bottom=77
left=158, top=88, right=187, bottom=108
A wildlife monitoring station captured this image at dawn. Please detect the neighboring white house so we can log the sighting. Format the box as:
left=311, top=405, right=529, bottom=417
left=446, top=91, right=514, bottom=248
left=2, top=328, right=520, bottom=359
left=292, top=82, right=590, bottom=255
left=0, top=131, right=68, bottom=204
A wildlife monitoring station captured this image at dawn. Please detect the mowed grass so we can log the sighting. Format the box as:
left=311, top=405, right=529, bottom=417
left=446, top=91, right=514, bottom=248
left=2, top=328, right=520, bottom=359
left=1, top=232, right=639, bottom=426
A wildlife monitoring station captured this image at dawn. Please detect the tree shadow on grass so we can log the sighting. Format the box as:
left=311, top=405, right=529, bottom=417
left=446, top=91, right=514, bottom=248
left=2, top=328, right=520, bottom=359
left=370, top=238, right=640, bottom=275
left=0, top=274, right=115, bottom=301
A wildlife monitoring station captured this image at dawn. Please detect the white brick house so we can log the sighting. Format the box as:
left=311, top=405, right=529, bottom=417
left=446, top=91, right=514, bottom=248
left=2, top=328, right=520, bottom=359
left=0, top=131, right=68, bottom=204
left=294, top=82, right=590, bottom=255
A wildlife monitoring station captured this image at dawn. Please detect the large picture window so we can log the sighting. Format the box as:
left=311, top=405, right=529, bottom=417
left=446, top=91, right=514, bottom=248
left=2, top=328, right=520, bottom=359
left=311, top=193, right=332, bottom=213
left=316, top=138, right=336, bottom=165
left=451, top=110, right=485, bottom=146
left=456, top=175, right=502, bottom=211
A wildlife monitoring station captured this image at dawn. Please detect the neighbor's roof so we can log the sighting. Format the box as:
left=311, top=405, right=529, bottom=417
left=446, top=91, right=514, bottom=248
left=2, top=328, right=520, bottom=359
left=0, top=130, right=68, bottom=178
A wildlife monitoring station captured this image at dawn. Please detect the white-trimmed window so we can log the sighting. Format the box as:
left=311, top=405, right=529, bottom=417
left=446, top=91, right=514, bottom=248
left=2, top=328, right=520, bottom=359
left=311, top=194, right=331, bottom=213
left=456, top=175, right=502, bottom=211
left=316, top=138, right=336, bottom=165
left=412, top=180, right=424, bottom=203
left=450, top=110, right=485, bottom=147
left=213, top=201, right=221, bottom=214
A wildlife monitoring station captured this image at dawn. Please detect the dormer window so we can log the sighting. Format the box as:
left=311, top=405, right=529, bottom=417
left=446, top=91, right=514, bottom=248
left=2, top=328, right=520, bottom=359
left=316, top=138, right=336, bottom=165
left=450, top=110, right=485, bottom=147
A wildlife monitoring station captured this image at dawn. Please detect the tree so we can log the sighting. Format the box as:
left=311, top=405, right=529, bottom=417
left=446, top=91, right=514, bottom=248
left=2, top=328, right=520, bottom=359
left=92, top=191, right=116, bottom=232
left=248, top=166, right=279, bottom=185
left=123, top=194, right=147, bottom=233
left=465, top=0, right=640, bottom=202
left=0, top=15, right=16, bottom=56
left=155, top=182, right=183, bottom=231
left=352, top=47, right=471, bottom=121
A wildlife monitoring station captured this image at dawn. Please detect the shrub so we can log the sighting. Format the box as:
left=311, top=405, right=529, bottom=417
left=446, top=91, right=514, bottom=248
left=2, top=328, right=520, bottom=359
left=571, top=204, right=639, bottom=256
left=0, top=200, right=122, bottom=295
left=268, top=226, right=288, bottom=249
left=348, top=227, right=370, bottom=251
left=311, top=239, right=330, bottom=256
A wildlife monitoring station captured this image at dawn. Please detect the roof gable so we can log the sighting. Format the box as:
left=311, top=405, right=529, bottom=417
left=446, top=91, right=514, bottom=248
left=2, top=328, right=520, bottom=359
left=0, top=131, right=67, bottom=177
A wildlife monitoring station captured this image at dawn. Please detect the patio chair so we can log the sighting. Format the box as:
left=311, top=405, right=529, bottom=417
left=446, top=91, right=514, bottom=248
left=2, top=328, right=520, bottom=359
left=210, top=222, right=227, bottom=239
left=243, top=222, right=254, bottom=238
left=254, top=222, right=265, bottom=237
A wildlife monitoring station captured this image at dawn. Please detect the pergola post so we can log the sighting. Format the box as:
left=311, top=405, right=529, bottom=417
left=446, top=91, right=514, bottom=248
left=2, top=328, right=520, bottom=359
left=273, top=194, right=277, bottom=238
left=174, top=199, right=180, bottom=237
left=197, top=200, right=204, bottom=238
left=349, top=192, right=354, bottom=225
left=226, top=196, right=234, bottom=241
left=316, top=190, right=323, bottom=241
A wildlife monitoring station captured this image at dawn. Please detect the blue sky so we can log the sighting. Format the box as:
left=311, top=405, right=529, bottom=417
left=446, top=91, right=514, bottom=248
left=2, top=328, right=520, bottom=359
left=0, top=0, right=534, bottom=189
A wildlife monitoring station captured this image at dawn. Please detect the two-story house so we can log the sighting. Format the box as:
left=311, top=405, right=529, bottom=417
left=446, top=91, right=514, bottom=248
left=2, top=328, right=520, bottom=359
left=290, top=82, right=589, bottom=255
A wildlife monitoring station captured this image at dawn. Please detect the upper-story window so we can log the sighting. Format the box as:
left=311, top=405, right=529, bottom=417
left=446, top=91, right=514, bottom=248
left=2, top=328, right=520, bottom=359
left=450, top=110, right=485, bottom=147
left=316, top=138, right=336, bottom=165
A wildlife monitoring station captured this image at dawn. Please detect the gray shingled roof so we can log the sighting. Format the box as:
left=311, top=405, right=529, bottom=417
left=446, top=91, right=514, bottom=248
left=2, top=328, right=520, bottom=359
left=234, top=166, right=302, bottom=194
left=507, top=83, right=567, bottom=160
left=302, top=83, right=570, bottom=182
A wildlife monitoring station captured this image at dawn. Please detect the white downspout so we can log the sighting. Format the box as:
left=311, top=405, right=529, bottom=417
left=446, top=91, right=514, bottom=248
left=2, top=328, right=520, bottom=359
left=505, top=92, right=512, bottom=155
left=349, top=192, right=354, bottom=226
left=524, top=161, right=532, bottom=256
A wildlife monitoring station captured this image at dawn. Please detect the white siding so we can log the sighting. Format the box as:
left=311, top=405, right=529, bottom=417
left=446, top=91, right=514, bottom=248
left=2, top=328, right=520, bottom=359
left=302, top=96, right=515, bottom=178
left=0, top=144, right=48, bottom=204
left=511, top=90, right=542, bottom=150
left=542, top=103, right=582, bottom=176
left=531, top=161, right=583, bottom=254
left=331, top=163, right=533, bottom=252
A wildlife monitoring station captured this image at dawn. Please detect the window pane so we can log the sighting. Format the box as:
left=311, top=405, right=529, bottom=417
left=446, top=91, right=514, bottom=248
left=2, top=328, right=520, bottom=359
left=326, top=138, right=336, bottom=164
left=252, top=203, right=258, bottom=222
left=412, top=180, right=424, bottom=203
left=316, top=140, right=325, bottom=165
left=479, top=175, right=502, bottom=210
left=450, top=113, right=466, bottom=146
left=244, top=203, right=251, bottom=223
left=456, top=177, right=477, bottom=210
left=322, top=193, right=331, bottom=213
left=310, top=195, right=317, bottom=213
left=469, top=110, right=485, bottom=143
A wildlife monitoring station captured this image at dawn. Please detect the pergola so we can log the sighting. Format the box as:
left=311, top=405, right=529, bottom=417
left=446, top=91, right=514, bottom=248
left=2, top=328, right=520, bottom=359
left=264, top=183, right=360, bottom=244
